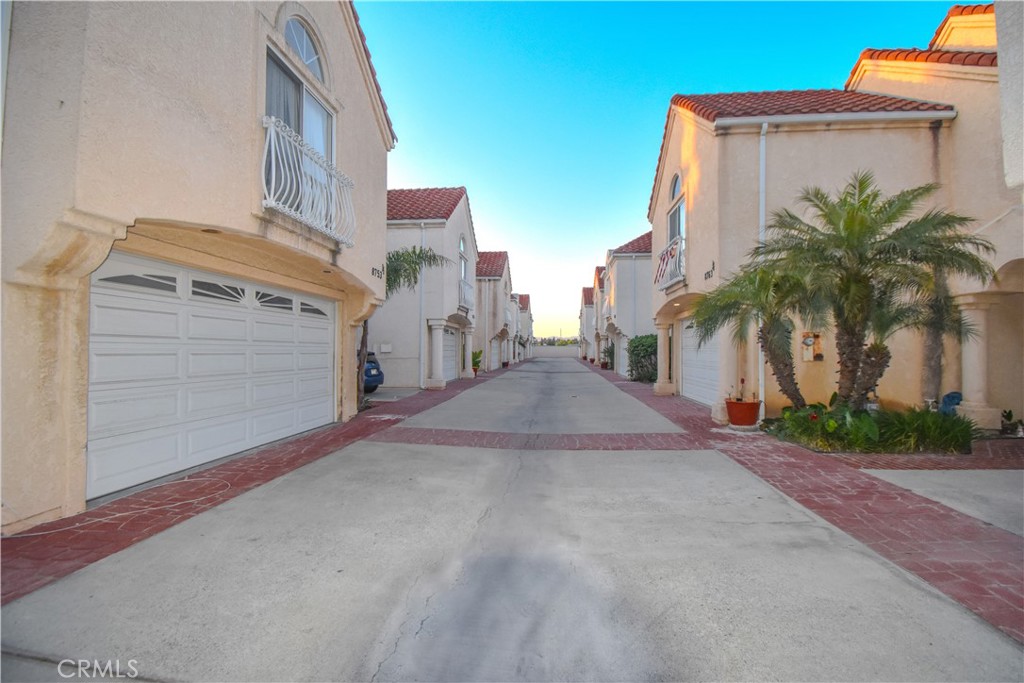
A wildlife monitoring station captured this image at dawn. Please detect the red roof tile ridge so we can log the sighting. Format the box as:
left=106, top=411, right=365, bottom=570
left=846, top=47, right=997, bottom=88
left=476, top=251, right=509, bottom=279
left=611, top=230, right=653, bottom=255
left=930, top=3, right=996, bottom=49
left=387, top=187, right=468, bottom=221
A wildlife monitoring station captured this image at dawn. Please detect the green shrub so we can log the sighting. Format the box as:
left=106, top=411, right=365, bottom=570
left=765, top=405, right=977, bottom=454
left=626, top=334, right=657, bottom=383
left=875, top=409, right=979, bottom=454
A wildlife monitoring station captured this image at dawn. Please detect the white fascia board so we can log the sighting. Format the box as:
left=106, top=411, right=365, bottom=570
left=713, top=109, right=957, bottom=130
left=387, top=218, right=447, bottom=229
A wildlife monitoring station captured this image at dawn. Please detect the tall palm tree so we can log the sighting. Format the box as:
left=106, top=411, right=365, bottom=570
left=692, top=265, right=819, bottom=409
left=357, top=247, right=451, bottom=407
left=754, top=171, right=994, bottom=409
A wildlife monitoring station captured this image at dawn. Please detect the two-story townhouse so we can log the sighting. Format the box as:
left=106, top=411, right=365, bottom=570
left=474, top=251, right=515, bottom=370
left=649, top=3, right=1021, bottom=427
left=590, top=266, right=607, bottom=363
left=602, top=231, right=655, bottom=376
left=508, top=294, right=521, bottom=364
left=369, top=187, right=478, bottom=389
left=517, top=294, right=535, bottom=359
left=1, top=1, right=394, bottom=532
left=579, top=287, right=596, bottom=361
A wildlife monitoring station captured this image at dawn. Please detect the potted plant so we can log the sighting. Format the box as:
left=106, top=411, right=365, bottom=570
left=601, top=343, right=614, bottom=370
left=472, top=350, right=483, bottom=378
left=725, top=378, right=760, bottom=427
left=1001, top=410, right=1024, bottom=436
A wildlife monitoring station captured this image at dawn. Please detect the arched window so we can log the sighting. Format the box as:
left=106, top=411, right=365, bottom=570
left=668, top=175, right=684, bottom=243
left=266, top=18, right=332, bottom=161
left=285, top=18, right=324, bottom=83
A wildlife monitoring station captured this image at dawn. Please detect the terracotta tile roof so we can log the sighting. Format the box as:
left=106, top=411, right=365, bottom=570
left=476, top=251, right=508, bottom=279
left=517, top=294, right=531, bottom=311
left=648, top=90, right=954, bottom=219
left=349, top=3, right=396, bottom=146
left=671, top=89, right=955, bottom=123
left=929, top=3, right=995, bottom=49
left=582, top=287, right=594, bottom=306
left=387, top=187, right=467, bottom=221
left=845, top=48, right=997, bottom=89
left=612, top=231, right=653, bottom=255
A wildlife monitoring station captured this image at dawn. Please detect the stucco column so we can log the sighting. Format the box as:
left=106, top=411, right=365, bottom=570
left=462, top=328, right=475, bottom=378
left=654, top=323, right=674, bottom=395
left=956, top=296, right=1000, bottom=428
left=425, top=318, right=446, bottom=390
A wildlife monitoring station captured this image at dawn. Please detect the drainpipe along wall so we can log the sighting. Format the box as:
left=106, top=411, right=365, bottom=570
left=758, top=122, right=767, bottom=420
left=418, top=222, right=426, bottom=389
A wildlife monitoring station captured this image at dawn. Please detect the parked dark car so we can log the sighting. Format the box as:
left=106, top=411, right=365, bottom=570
left=364, top=351, right=384, bottom=393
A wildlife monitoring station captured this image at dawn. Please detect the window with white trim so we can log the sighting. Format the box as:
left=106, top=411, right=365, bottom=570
left=459, top=236, right=468, bottom=281
left=266, top=19, right=332, bottom=162
left=668, top=174, right=685, bottom=244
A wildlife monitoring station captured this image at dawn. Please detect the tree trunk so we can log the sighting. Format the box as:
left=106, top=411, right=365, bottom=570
left=920, top=326, right=943, bottom=406
left=759, top=324, right=806, bottom=409
left=835, top=325, right=865, bottom=405
left=852, top=341, right=890, bottom=410
left=357, top=319, right=369, bottom=410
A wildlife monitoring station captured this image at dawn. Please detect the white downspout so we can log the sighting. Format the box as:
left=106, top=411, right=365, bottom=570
left=758, top=122, right=767, bottom=421
left=418, top=222, right=426, bottom=389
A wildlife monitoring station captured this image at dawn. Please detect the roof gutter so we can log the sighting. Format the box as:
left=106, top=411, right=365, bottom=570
left=714, top=109, right=957, bottom=130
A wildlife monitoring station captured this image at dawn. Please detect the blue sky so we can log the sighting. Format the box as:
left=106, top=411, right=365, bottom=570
left=356, top=1, right=970, bottom=338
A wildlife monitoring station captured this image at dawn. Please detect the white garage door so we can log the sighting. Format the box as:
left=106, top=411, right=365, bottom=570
left=87, top=252, right=336, bottom=499
left=681, top=318, right=719, bottom=406
left=443, top=327, right=459, bottom=381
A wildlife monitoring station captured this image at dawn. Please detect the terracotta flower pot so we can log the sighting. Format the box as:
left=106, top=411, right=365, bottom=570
left=600, top=361, right=609, bottom=369
left=473, top=367, right=479, bottom=377
left=725, top=399, right=760, bottom=426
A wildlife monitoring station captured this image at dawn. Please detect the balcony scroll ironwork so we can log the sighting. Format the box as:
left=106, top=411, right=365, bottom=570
left=262, top=116, right=356, bottom=247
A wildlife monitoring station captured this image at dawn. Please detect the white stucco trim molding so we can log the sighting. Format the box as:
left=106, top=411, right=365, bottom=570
left=713, top=109, right=958, bottom=131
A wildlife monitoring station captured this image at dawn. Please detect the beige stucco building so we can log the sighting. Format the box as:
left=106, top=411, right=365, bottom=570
left=473, top=251, right=515, bottom=371
left=578, top=287, right=595, bottom=361
left=649, top=3, right=1021, bottom=427
left=369, top=188, right=478, bottom=388
left=601, top=231, right=655, bottom=376
left=2, top=2, right=394, bottom=532
left=516, top=294, right=535, bottom=359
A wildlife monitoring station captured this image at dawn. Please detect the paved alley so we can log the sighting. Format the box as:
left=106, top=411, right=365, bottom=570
left=2, top=358, right=1022, bottom=682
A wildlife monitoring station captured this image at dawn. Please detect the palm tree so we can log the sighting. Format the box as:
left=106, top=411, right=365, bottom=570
left=754, top=171, right=994, bottom=409
left=692, top=265, right=819, bottom=409
left=917, top=268, right=976, bottom=406
left=357, top=247, right=451, bottom=407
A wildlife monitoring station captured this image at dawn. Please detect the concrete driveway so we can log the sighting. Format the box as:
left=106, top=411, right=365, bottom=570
left=3, top=358, right=1022, bottom=682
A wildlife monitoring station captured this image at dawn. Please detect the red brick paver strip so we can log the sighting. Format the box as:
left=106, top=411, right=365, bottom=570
left=0, top=366, right=520, bottom=605
left=368, top=427, right=692, bottom=450
left=580, top=360, right=1024, bottom=644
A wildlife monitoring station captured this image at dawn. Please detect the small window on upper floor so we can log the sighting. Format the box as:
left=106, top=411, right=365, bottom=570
left=459, top=236, right=468, bottom=280
left=670, top=174, right=681, bottom=200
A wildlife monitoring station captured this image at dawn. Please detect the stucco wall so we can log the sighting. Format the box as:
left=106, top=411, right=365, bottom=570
left=996, top=2, right=1024, bottom=190
left=1, top=1, right=391, bottom=532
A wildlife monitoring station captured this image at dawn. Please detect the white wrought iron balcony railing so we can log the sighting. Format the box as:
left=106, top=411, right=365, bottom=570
left=262, top=116, right=357, bottom=247
left=459, top=279, right=475, bottom=310
left=655, top=235, right=685, bottom=290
